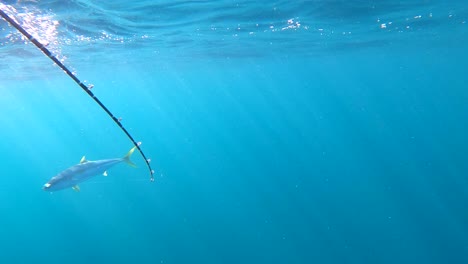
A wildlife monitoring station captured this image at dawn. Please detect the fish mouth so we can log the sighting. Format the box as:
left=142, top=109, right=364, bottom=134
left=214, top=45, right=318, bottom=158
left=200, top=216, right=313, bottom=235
left=43, top=183, right=51, bottom=191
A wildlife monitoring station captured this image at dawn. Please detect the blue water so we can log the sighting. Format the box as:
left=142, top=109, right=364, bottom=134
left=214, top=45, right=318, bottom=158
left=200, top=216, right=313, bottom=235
left=1, top=1, right=468, bottom=263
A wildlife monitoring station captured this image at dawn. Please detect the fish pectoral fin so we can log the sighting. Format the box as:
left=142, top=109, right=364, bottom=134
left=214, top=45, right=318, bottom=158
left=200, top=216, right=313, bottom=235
left=72, top=185, right=81, bottom=192
left=103, top=171, right=108, bottom=177
left=80, top=156, right=88, bottom=164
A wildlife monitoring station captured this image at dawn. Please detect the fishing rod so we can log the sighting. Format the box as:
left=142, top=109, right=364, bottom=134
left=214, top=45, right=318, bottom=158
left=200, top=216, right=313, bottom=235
left=0, top=8, right=155, bottom=182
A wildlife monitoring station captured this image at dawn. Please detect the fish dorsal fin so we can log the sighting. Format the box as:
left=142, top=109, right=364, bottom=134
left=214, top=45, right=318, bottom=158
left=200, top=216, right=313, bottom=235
left=80, top=156, right=87, bottom=164
left=72, top=185, right=80, bottom=192
left=103, top=171, right=108, bottom=177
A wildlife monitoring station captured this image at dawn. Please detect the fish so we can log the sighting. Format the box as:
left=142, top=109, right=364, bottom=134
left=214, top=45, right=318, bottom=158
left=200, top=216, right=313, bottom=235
left=43, top=146, right=137, bottom=192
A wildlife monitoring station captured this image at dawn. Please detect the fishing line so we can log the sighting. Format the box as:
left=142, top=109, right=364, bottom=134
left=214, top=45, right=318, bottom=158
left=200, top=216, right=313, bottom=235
left=0, top=8, right=155, bottom=182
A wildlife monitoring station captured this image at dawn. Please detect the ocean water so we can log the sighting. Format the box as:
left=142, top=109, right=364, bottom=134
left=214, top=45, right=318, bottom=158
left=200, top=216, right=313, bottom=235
left=0, top=0, right=467, bottom=263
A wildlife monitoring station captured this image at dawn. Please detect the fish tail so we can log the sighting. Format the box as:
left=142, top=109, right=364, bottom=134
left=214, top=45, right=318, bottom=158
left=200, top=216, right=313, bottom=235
left=123, top=146, right=138, bottom=168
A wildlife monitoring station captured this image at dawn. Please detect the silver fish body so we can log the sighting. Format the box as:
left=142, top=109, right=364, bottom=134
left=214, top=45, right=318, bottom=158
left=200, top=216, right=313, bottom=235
left=43, top=147, right=136, bottom=192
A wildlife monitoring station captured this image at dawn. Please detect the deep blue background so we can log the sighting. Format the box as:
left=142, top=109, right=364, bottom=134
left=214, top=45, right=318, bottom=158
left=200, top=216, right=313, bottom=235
left=0, top=1, right=468, bottom=263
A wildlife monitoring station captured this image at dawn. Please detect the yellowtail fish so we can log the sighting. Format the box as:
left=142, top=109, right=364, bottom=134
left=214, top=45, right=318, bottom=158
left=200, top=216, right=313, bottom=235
left=43, top=147, right=137, bottom=192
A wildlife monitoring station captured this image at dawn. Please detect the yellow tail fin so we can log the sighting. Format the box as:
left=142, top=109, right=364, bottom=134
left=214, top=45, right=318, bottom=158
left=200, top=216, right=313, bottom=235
left=123, top=146, right=137, bottom=168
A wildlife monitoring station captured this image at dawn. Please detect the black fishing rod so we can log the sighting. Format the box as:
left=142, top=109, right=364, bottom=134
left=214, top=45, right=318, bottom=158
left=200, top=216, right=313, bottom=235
left=0, top=8, right=155, bottom=182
